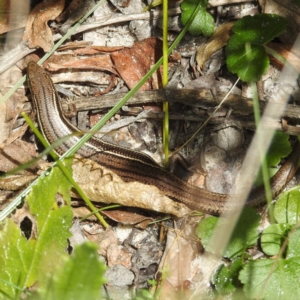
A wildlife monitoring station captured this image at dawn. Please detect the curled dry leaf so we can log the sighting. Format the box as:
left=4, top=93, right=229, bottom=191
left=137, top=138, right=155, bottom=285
left=23, top=0, right=65, bottom=52
left=196, top=22, right=234, bottom=68
left=71, top=156, right=191, bottom=217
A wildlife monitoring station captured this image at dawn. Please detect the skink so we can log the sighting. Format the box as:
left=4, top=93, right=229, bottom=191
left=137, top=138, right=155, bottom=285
left=26, top=61, right=300, bottom=215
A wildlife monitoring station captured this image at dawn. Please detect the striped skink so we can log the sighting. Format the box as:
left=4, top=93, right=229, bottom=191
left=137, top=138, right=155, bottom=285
left=26, top=61, right=300, bottom=215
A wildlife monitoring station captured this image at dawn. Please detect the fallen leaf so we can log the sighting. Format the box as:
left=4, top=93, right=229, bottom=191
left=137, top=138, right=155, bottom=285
left=101, top=209, right=153, bottom=228
left=23, top=0, right=65, bottom=52
left=71, top=156, right=191, bottom=217
left=72, top=206, right=98, bottom=221
left=45, top=55, right=117, bottom=74
left=73, top=45, right=124, bottom=55
left=158, top=230, right=195, bottom=298
left=111, top=37, right=162, bottom=90
left=56, top=41, right=92, bottom=52
left=0, top=140, right=38, bottom=173
left=0, top=175, right=37, bottom=191
left=196, top=22, right=234, bottom=68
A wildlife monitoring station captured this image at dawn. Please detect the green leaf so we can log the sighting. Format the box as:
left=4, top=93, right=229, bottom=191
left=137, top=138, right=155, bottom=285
left=255, top=132, right=291, bottom=186
left=196, top=207, right=260, bottom=258
left=260, top=224, right=290, bottom=256
left=287, top=227, right=300, bottom=258
left=274, top=187, right=300, bottom=225
left=0, top=219, right=36, bottom=299
left=239, top=258, right=300, bottom=300
left=226, top=14, right=287, bottom=82
left=195, top=215, right=218, bottom=251
left=36, top=243, right=106, bottom=300
left=266, top=132, right=291, bottom=167
left=213, top=257, right=243, bottom=295
left=25, top=164, right=73, bottom=287
left=227, top=41, right=268, bottom=82
left=0, top=162, right=73, bottom=299
left=181, top=0, right=214, bottom=36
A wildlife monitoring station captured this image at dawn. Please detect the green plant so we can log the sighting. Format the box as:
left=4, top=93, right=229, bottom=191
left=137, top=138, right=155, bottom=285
left=0, top=161, right=106, bottom=299
left=196, top=140, right=300, bottom=299
left=226, top=14, right=287, bottom=82
left=181, top=0, right=214, bottom=36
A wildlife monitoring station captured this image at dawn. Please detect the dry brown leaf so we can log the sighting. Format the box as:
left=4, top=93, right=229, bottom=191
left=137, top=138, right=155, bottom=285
left=30, top=54, right=112, bottom=86
left=259, top=0, right=300, bottom=44
left=0, top=122, right=29, bottom=151
left=72, top=206, right=98, bottom=220
left=45, top=54, right=117, bottom=74
left=111, top=37, right=162, bottom=90
left=0, top=140, right=38, bottom=173
left=0, top=175, right=37, bottom=191
left=23, top=0, right=65, bottom=52
left=158, top=230, right=195, bottom=298
left=196, top=22, right=234, bottom=68
left=73, top=45, right=124, bottom=55
left=34, top=55, right=116, bottom=87
left=71, top=156, right=191, bottom=217
left=101, top=209, right=153, bottom=228
left=55, top=41, right=92, bottom=52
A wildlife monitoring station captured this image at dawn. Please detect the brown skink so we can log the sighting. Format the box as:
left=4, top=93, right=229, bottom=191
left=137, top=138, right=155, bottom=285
left=26, top=61, right=300, bottom=215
